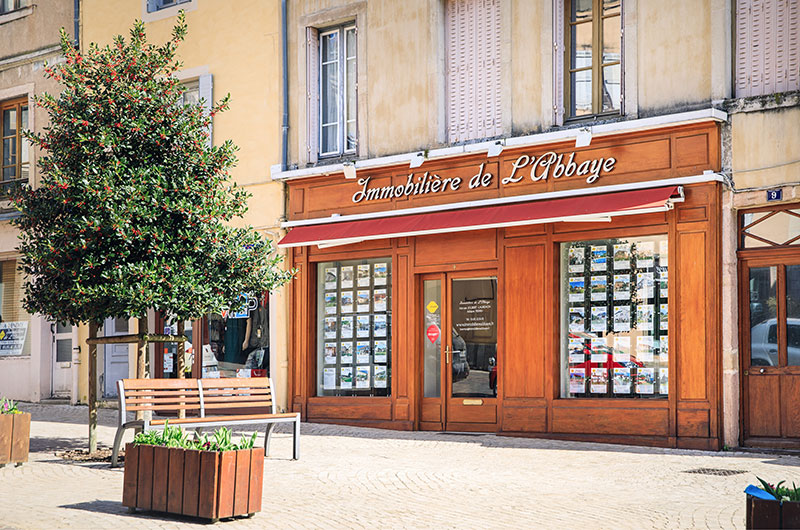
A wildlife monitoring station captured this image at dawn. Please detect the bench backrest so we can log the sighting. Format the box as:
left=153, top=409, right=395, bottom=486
left=117, top=377, right=275, bottom=424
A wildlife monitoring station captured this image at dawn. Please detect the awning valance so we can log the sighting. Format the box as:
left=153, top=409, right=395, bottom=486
left=278, top=186, right=683, bottom=248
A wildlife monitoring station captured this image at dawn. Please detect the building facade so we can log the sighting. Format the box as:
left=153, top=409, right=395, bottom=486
left=276, top=0, right=799, bottom=450
left=0, top=0, right=78, bottom=403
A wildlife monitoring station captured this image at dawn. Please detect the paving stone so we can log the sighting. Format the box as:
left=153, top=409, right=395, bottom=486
left=1, top=402, right=799, bottom=529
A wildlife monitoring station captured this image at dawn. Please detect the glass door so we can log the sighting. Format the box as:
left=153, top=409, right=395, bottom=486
left=419, top=271, right=499, bottom=431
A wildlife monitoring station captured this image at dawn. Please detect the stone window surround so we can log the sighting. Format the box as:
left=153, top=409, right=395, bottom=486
left=140, top=0, right=198, bottom=24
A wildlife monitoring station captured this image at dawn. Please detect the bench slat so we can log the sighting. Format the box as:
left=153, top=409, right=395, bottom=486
left=122, top=379, right=200, bottom=390
left=149, top=412, right=297, bottom=426
left=196, top=395, right=270, bottom=404
left=125, top=389, right=202, bottom=397
left=125, top=397, right=203, bottom=405
left=126, top=404, right=203, bottom=412
left=200, top=379, right=271, bottom=389
left=203, top=402, right=271, bottom=410
left=200, top=388, right=271, bottom=396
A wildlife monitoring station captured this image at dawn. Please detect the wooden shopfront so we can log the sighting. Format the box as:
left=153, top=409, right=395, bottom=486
left=281, top=119, right=724, bottom=450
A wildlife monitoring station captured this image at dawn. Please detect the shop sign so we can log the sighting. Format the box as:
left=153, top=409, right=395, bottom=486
left=351, top=152, right=617, bottom=204
left=426, top=324, right=440, bottom=343
left=0, top=322, right=28, bottom=356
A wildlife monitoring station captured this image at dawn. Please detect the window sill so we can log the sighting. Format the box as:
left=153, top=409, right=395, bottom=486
left=564, top=111, right=624, bottom=126
left=0, top=5, right=34, bottom=25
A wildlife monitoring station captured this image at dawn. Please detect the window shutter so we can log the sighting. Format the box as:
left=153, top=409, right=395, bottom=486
left=553, top=0, right=565, bottom=126
left=779, top=0, right=800, bottom=93
left=306, top=27, right=320, bottom=165
left=198, top=74, right=213, bottom=147
left=446, top=0, right=502, bottom=144
left=146, top=0, right=158, bottom=13
left=735, top=0, right=752, bottom=97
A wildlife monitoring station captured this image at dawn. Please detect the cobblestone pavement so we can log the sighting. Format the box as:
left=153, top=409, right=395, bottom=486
left=2, top=403, right=800, bottom=529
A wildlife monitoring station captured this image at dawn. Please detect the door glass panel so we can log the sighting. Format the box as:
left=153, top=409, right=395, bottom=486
left=749, top=266, right=778, bottom=367
left=56, top=338, right=71, bottom=362
left=742, top=210, right=800, bottom=248
left=423, top=279, right=441, bottom=398
left=451, top=277, right=497, bottom=398
left=56, top=322, right=72, bottom=334
left=787, top=265, right=800, bottom=366
left=114, top=317, right=129, bottom=333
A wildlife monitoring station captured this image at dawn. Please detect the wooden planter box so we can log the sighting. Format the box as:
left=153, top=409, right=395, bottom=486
left=0, top=413, right=30, bottom=466
left=746, top=494, right=800, bottom=529
left=123, top=443, right=264, bottom=521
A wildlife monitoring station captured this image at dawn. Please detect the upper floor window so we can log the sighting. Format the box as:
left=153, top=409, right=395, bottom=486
left=1, top=0, right=27, bottom=14
left=318, top=25, right=357, bottom=157
left=735, top=0, right=799, bottom=97
left=445, top=0, right=502, bottom=144
left=147, top=0, right=190, bottom=13
left=564, top=0, right=621, bottom=119
left=1, top=98, right=29, bottom=196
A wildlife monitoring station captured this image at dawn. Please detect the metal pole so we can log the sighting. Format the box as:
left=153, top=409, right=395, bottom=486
left=87, top=321, right=98, bottom=454
left=176, top=320, right=185, bottom=419
left=136, top=316, right=148, bottom=421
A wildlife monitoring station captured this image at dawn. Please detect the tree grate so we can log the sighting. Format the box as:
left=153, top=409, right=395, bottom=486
left=683, top=468, right=748, bottom=476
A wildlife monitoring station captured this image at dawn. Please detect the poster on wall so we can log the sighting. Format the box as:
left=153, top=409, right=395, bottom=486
left=613, top=367, right=631, bottom=394
left=356, top=366, right=370, bottom=388
left=340, top=342, right=354, bottom=364
left=613, top=274, right=631, bottom=300
left=373, top=314, right=388, bottom=337
left=356, top=342, right=370, bottom=364
left=569, top=308, right=585, bottom=332
left=590, top=306, right=607, bottom=332
left=613, top=243, right=631, bottom=270
left=340, top=367, right=353, bottom=388
left=636, top=241, right=655, bottom=268
left=374, top=365, right=388, bottom=388
left=325, top=267, right=338, bottom=290
left=374, top=290, right=388, bottom=312
left=613, top=305, right=631, bottom=332
left=340, top=316, right=354, bottom=338
left=374, top=340, right=388, bottom=363
left=323, top=368, right=336, bottom=389
left=569, top=247, right=585, bottom=273
left=325, top=293, right=337, bottom=315
left=659, top=304, right=669, bottom=330
left=569, top=277, right=585, bottom=302
left=341, top=292, right=354, bottom=314
left=569, top=368, right=586, bottom=393
left=357, top=264, right=370, bottom=287
left=591, top=276, right=607, bottom=301
left=357, top=290, right=371, bottom=312
left=591, top=246, right=607, bottom=271
left=374, top=263, right=388, bottom=285
left=341, top=266, right=354, bottom=289
left=324, top=317, right=337, bottom=339
left=324, top=343, right=337, bottom=364
left=637, top=368, right=655, bottom=394
left=357, top=315, right=371, bottom=338
left=590, top=368, right=607, bottom=393
left=637, top=305, right=654, bottom=331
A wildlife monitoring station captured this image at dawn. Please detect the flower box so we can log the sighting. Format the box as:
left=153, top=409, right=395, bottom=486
left=122, top=443, right=264, bottom=521
left=0, top=412, right=30, bottom=467
left=746, top=494, right=800, bottom=529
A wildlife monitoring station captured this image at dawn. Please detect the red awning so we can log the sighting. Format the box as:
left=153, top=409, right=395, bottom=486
left=279, top=186, right=682, bottom=248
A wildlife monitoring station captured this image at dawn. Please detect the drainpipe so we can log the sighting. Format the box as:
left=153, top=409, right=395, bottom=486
left=281, top=0, right=289, bottom=170
left=73, top=0, right=80, bottom=48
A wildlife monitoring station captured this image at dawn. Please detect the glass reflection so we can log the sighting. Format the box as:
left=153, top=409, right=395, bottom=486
left=451, top=278, right=497, bottom=398
left=749, top=266, right=778, bottom=366
left=787, top=265, right=800, bottom=365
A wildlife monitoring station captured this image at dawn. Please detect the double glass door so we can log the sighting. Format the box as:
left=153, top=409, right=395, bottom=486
left=741, top=258, right=800, bottom=444
left=420, top=271, right=498, bottom=431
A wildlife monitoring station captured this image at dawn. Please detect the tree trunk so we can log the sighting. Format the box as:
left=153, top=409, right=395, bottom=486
left=136, top=316, right=149, bottom=421
left=176, top=320, right=186, bottom=419
left=88, top=321, right=99, bottom=454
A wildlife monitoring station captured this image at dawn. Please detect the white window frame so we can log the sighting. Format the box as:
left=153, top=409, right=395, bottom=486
left=141, top=0, right=197, bottom=23
left=318, top=24, right=357, bottom=158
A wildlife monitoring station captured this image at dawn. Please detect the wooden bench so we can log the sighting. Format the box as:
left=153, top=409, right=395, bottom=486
left=111, top=377, right=299, bottom=467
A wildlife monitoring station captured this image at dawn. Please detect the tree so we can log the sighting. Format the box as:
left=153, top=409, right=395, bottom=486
left=11, top=14, right=294, bottom=452
left=13, top=12, right=292, bottom=324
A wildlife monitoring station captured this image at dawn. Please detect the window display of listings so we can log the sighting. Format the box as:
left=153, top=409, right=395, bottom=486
left=561, top=235, right=669, bottom=399
left=317, top=258, right=391, bottom=396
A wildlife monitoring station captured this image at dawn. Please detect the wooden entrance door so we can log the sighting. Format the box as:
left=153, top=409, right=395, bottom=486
left=418, top=271, right=499, bottom=431
left=740, top=256, right=800, bottom=446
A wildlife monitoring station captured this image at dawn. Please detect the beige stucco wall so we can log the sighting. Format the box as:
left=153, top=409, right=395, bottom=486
left=732, top=107, right=800, bottom=189
left=637, top=0, right=713, bottom=113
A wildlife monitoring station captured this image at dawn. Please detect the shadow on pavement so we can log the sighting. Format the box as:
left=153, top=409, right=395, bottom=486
left=60, top=500, right=228, bottom=526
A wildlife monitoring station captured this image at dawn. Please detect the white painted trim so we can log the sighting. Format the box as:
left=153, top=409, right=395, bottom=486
left=0, top=5, right=33, bottom=26
left=274, top=108, right=728, bottom=181
left=174, top=65, right=209, bottom=81
left=140, top=0, right=198, bottom=23
left=279, top=204, right=677, bottom=249
left=282, top=173, right=715, bottom=229
left=0, top=45, right=60, bottom=68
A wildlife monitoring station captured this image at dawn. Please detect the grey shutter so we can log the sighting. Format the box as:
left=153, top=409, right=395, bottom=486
left=735, top=0, right=751, bottom=96
left=307, top=27, right=320, bottom=165
left=147, top=0, right=158, bottom=13
left=553, top=0, right=565, bottom=125
left=198, top=74, right=213, bottom=147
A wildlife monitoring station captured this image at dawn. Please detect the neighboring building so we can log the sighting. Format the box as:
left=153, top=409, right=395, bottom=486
left=79, top=0, right=291, bottom=410
left=275, top=0, right=799, bottom=451
left=0, top=0, right=78, bottom=403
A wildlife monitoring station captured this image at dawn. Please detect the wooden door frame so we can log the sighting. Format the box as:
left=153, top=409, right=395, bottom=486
left=417, top=271, right=447, bottom=430
left=738, top=252, right=800, bottom=445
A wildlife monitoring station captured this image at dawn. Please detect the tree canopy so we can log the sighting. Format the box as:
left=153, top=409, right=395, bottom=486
left=12, top=13, right=293, bottom=324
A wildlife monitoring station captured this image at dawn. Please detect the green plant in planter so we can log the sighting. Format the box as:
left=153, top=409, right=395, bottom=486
left=133, top=422, right=257, bottom=452
left=0, top=398, right=22, bottom=414
left=756, top=477, right=800, bottom=502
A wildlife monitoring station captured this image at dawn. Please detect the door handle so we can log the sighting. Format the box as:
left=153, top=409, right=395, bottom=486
left=445, top=344, right=450, bottom=364
left=760, top=368, right=766, bottom=374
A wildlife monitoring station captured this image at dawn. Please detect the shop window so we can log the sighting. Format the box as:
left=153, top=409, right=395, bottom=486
left=1, top=98, right=29, bottom=198
left=445, top=0, right=502, bottom=143
left=159, top=316, right=193, bottom=378
left=556, top=0, right=622, bottom=122
left=316, top=258, right=391, bottom=397
left=0, top=260, right=31, bottom=357
left=203, top=294, right=270, bottom=378
left=1, top=0, right=27, bottom=14
left=306, top=23, right=357, bottom=162
left=560, top=235, right=668, bottom=398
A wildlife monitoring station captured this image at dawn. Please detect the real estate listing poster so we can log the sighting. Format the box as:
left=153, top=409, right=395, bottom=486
left=357, top=315, right=371, bottom=337
left=569, top=368, right=586, bottom=393
left=374, top=340, right=388, bottom=363
left=341, top=266, right=354, bottom=289
left=613, top=367, right=631, bottom=394
left=374, top=365, right=388, bottom=388
left=340, top=342, right=354, bottom=364
left=356, top=366, right=370, bottom=388
left=613, top=243, right=631, bottom=270
left=637, top=272, right=654, bottom=300
left=659, top=304, right=669, bottom=330
left=356, top=341, right=370, bottom=364
left=357, top=264, right=370, bottom=287
left=591, top=245, right=607, bottom=271
left=569, top=277, right=585, bottom=302
left=356, top=290, right=370, bottom=312
left=340, top=316, right=354, bottom=338
left=590, top=368, right=608, bottom=393
left=373, top=289, right=388, bottom=312
left=569, top=246, right=585, bottom=273
left=323, top=368, right=336, bottom=389
left=659, top=368, right=669, bottom=394
left=373, top=314, right=388, bottom=337
left=569, top=307, right=585, bottom=332
left=636, top=241, right=655, bottom=268
left=374, top=263, right=388, bottom=285
left=636, top=368, right=655, bottom=394
left=325, top=293, right=337, bottom=315
left=324, top=317, right=337, bottom=339
left=340, top=291, right=354, bottom=314
left=324, top=343, right=337, bottom=365
left=637, top=336, right=654, bottom=362
left=591, top=276, right=607, bottom=301
left=340, top=366, right=353, bottom=388
left=614, top=305, right=631, bottom=332
left=613, top=274, right=631, bottom=300
left=325, top=267, right=337, bottom=290
left=590, top=306, right=607, bottom=332
left=637, top=305, right=654, bottom=331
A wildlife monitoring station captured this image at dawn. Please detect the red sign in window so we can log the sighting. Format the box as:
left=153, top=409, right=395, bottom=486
left=426, top=324, right=440, bottom=344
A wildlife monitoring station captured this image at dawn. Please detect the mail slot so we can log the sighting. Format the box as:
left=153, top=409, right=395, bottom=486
left=462, top=399, right=483, bottom=406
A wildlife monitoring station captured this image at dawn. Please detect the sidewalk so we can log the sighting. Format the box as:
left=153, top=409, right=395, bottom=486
left=2, top=402, right=799, bottom=529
